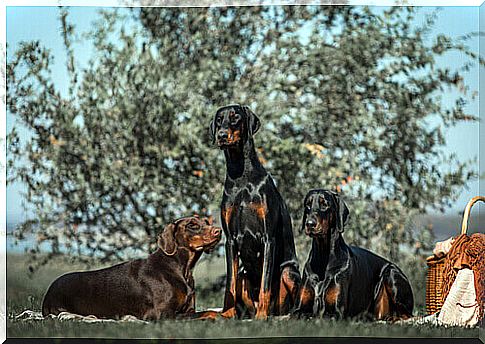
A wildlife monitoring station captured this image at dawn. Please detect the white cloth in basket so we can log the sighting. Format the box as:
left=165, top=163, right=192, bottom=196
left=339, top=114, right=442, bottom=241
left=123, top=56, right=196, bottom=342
left=438, top=268, right=479, bottom=327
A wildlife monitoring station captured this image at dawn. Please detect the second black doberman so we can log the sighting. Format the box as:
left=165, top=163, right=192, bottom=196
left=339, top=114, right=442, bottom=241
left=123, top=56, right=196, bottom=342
left=293, top=189, right=414, bottom=320
left=209, top=104, right=301, bottom=320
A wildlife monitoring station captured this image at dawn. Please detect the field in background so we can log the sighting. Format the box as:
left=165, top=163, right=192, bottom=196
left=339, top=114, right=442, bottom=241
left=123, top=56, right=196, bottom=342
left=6, top=253, right=479, bottom=339
left=8, top=212, right=484, bottom=252
left=416, top=214, right=485, bottom=241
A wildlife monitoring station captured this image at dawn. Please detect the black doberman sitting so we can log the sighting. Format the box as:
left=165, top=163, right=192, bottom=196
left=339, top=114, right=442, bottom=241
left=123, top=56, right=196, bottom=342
left=293, top=189, right=414, bottom=320
left=208, top=104, right=301, bottom=320
left=42, top=216, right=221, bottom=320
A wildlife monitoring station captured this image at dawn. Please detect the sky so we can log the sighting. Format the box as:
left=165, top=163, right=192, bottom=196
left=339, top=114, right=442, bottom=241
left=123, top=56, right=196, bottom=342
left=5, top=5, right=484, bottom=225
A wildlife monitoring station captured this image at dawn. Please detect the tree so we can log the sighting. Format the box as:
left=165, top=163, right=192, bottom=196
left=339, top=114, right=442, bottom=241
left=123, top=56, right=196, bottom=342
left=7, top=6, right=479, bottom=271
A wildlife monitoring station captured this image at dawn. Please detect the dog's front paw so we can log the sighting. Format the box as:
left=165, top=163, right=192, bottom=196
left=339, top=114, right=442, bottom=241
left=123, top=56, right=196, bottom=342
left=255, top=311, right=269, bottom=321
left=221, top=308, right=236, bottom=319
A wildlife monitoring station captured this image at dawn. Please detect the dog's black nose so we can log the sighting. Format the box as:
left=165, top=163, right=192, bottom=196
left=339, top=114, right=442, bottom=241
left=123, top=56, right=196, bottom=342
left=306, top=218, right=316, bottom=229
left=217, top=131, right=228, bottom=141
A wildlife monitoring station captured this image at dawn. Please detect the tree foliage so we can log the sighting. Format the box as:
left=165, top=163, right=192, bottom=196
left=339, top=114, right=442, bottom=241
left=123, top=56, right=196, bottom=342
left=7, top=6, right=479, bottom=268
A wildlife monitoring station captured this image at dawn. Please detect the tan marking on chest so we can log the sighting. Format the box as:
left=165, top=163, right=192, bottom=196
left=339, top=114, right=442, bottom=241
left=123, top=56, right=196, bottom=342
left=248, top=201, right=267, bottom=220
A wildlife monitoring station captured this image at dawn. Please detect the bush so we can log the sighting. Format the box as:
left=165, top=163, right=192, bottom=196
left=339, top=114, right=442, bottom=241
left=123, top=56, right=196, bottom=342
left=7, top=6, right=480, bottom=269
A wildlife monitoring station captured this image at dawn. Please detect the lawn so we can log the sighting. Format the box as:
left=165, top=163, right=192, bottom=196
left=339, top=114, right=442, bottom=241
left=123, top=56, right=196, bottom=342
left=6, top=253, right=480, bottom=339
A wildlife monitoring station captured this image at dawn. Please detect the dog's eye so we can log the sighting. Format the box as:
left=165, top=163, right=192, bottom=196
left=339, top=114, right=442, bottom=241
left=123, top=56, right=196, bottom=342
left=230, top=114, right=240, bottom=124
left=187, top=224, right=200, bottom=231
left=216, top=117, right=222, bottom=125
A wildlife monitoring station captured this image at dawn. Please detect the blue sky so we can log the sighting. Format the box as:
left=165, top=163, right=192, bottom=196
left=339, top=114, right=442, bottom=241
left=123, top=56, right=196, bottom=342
left=6, top=6, right=483, bottom=223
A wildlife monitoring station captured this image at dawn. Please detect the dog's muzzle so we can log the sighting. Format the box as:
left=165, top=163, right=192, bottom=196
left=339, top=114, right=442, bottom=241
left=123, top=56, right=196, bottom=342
left=203, top=226, right=222, bottom=252
left=216, top=131, right=231, bottom=147
left=305, top=212, right=330, bottom=237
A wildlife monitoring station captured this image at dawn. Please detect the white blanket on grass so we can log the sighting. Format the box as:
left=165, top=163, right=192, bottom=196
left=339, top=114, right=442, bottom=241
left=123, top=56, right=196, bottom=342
left=14, top=307, right=224, bottom=324
left=15, top=310, right=149, bottom=323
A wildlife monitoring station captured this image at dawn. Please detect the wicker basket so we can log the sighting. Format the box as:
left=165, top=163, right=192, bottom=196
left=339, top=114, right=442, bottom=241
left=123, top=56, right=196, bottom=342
left=426, top=255, right=446, bottom=314
left=425, top=195, right=485, bottom=315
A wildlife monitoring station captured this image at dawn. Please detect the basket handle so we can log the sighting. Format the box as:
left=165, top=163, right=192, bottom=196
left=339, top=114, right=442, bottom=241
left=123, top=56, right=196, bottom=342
left=460, top=196, right=485, bottom=235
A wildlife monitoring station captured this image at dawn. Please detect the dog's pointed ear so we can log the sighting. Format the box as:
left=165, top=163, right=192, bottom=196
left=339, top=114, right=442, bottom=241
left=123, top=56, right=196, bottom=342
left=300, top=193, right=310, bottom=233
left=209, top=117, right=217, bottom=144
left=243, top=105, right=260, bottom=137
left=157, top=222, right=178, bottom=256
left=336, top=195, right=350, bottom=233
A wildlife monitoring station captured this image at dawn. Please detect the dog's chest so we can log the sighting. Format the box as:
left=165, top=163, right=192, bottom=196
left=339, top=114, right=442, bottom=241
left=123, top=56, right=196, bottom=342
left=172, top=277, right=195, bottom=314
left=222, top=196, right=270, bottom=237
left=224, top=174, right=270, bottom=202
left=222, top=176, right=273, bottom=231
left=313, top=280, right=342, bottom=315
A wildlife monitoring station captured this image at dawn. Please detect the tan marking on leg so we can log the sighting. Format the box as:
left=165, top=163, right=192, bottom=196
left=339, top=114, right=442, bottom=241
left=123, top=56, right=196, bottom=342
left=374, top=284, right=391, bottom=320
left=221, top=308, right=236, bottom=318
left=278, top=282, right=289, bottom=314
left=255, top=289, right=271, bottom=320
left=278, top=267, right=298, bottom=315
left=223, top=256, right=239, bottom=319
left=299, top=286, right=315, bottom=310
left=222, top=206, right=234, bottom=226
left=230, top=257, right=238, bottom=297
left=192, top=310, right=219, bottom=320
left=238, top=276, right=256, bottom=316
left=385, top=282, right=412, bottom=321
left=324, top=284, right=340, bottom=307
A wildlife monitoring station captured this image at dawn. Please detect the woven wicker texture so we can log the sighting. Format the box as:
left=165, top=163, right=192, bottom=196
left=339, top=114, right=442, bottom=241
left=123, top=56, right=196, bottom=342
left=425, top=196, right=484, bottom=318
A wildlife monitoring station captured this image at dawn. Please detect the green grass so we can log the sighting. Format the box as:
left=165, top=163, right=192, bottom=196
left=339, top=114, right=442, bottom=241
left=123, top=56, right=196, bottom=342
left=6, top=253, right=480, bottom=339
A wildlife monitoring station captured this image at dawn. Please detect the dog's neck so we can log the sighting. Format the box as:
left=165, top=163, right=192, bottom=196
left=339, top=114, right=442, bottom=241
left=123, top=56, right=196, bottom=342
left=223, top=138, right=265, bottom=180
left=310, top=230, right=348, bottom=276
left=179, top=248, right=203, bottom=279
left=154, top=247, right=202, bottom=281
left=162, top=247, right=200, bottom=314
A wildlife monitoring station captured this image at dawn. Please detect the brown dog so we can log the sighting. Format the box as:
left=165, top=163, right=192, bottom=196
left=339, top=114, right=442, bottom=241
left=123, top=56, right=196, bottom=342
left=42, top=216, right=221, bottom=320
